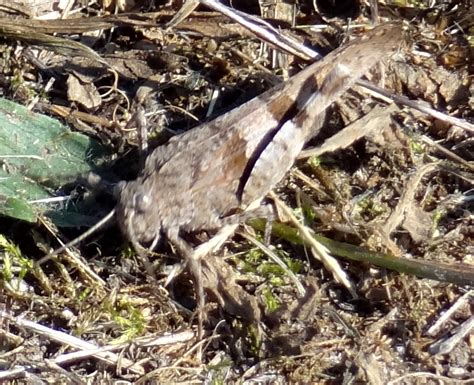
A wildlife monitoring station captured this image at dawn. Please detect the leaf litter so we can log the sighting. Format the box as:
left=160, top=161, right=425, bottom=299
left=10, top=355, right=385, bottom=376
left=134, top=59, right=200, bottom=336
left=0, top=0, right=472, bottom=383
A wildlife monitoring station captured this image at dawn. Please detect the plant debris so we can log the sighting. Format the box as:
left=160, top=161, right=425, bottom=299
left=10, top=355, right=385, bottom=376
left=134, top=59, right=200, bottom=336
left=0, top=0, right=472, bottom=383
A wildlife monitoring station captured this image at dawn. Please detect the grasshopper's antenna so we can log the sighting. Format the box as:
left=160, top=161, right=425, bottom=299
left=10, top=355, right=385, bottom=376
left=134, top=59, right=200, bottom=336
left=37, top=209, right=116, bottom=265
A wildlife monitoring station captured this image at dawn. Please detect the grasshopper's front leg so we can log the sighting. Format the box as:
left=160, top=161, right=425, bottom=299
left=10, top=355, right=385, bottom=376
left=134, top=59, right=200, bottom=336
left=165, top=228, right=206, bottom=339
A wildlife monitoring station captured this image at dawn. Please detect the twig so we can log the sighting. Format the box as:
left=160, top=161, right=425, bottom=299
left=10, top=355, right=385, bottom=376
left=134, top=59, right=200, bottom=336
left=0, top=310, right=145, bottom=375
left=269, top=192, right=358, bottom=298
left=249, top=219, right=474, bottom=287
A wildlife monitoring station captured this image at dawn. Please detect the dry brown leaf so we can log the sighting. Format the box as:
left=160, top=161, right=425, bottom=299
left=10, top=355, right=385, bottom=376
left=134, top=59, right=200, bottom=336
left=401, top=202, right=433, bottom=243
left=382, top=163, right=439, bottom=238
left=202, top=255, right=261, bottom=322
left=66, top=74, right=102, bottom=110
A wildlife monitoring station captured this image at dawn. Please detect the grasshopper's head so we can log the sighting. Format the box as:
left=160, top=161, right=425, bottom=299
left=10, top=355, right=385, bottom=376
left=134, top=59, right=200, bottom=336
left=114, top=180, right=162, bottom=251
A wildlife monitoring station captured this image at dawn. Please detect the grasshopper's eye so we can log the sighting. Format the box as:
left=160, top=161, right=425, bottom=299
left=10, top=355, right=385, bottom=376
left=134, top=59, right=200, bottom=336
left=133, top=192, right=151, bottom=213
left=113, top=180, right=127, bottom=199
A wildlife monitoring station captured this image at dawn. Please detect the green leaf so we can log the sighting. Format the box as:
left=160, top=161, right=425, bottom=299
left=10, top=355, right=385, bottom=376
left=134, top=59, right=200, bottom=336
left=0, top=196, right=36, bottom=222
left=0, top=98, right=109, bottom=224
